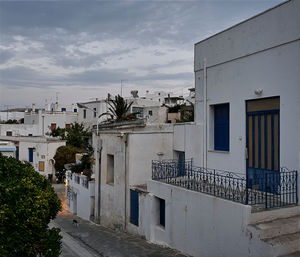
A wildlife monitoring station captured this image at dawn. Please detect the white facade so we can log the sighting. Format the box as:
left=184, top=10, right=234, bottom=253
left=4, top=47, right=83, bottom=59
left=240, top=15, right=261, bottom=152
left=0, top=136, right=66, bottom=180
left=0, top=141, right=16, bottom=157
left=66, top=170, right=95, bottom=221
left=92, top=123, right=174, bottom=229
left=24, top=110, right=78, bottom=135
left=194, top=0, right=300, bottom=178
left=0, top=124, right=40, bottom=137
left=0, top=111, right=24, bottom=122
left=77, top=100, right=108, bottom=129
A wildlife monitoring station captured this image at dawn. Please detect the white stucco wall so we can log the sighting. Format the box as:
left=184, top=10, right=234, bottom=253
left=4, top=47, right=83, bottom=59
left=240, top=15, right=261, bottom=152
left=0, top=124, right=40, bottom=136
left=193, top=0, right=300, bottom=203
left=0, top=136, right=65, bottom=179
left=66, top=171, right=95, bottom=221
left=77, top=100, right=108, bottom=129
left=173, top=123, right=203, bottom=166
left=92, top=124, right=174, bottom=231
left=145, top=180, right=270, bottom=257
left=0, top=111, right=24, bottom=122
left=24, top=111, right=78, bottom=135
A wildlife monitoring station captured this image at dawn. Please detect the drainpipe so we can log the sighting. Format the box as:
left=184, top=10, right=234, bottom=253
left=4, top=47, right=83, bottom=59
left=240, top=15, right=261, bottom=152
left=123, top=133, right=128, bottom=231
left=97, top=137, right=102, bottom=224
left=203, top=58, right=207, bottom=169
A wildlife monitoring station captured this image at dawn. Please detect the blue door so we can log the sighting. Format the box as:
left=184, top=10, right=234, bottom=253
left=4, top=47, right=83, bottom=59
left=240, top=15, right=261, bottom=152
left=246, top=97, right=280, bottom=193
left=28, top=148, right=34, bottom=163
left=130, top=189, right=139, bottom=226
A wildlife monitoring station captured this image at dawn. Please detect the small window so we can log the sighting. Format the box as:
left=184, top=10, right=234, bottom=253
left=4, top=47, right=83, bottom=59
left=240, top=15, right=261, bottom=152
left=83, top=109, right=86, bottom=119
left=214, top=103, right=229, bottom=151
left=130, top=189, right=139, bottom=226
left=6, top=131, right=12, bottom=136
left=159, top=198, right=165, bottom=227
left=74, top=108, right=77, bottom=113
left=65, top=124, right=71, bottom=129
left=16, top=146, right=19, bottom=160
left=61, top=108, right=66, bottom=112
left=107, top=154, right=114, bottom=184
left=94, top=108, right=97, bottom=118
left=38, top=161, right=45, bottom=172
left=28, top=134, right=33, bottom=137
left=148, top=110, right=153, bottom=116
left=50, top=123, right=56, bottom=131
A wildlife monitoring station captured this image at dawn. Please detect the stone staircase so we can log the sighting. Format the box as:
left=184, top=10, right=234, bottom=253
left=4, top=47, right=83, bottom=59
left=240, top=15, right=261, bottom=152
left=249, top=206, right=300, bottom=257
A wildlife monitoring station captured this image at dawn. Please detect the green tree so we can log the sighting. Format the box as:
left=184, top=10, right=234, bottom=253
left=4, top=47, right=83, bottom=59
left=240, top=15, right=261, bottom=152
left=49, top=127, right=66, bottom=139
left=50, top=122, right=91, bottom=149
left=53, top=145, right=85, bottom=182
left=65, top=122, right=91, bottom=149
left=101, top=95, right=134, bottom=121
left=179, top=102, right=194, bottom=122
left=0, top=154, right=62, bottom=257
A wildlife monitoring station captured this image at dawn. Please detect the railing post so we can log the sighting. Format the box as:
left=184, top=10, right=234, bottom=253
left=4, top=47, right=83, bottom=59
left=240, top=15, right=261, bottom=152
left=265, top=173, right=268, bottom=209
left=213, top=169, right=216, bottom=196
left=296, top=170, right=298, bottom=205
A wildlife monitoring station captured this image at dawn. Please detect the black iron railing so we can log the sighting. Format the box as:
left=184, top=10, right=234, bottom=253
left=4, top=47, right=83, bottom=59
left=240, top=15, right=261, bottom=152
left=152, top=160, right=298, bottom=209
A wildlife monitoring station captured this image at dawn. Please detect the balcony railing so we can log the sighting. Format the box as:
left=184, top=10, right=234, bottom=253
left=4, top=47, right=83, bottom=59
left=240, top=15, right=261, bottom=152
left=152, top=160, right=298, bottom=209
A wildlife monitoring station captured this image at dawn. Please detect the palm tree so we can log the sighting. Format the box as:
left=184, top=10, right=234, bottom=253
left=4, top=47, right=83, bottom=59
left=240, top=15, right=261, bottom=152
left=100, top=95, right=134, bottom=121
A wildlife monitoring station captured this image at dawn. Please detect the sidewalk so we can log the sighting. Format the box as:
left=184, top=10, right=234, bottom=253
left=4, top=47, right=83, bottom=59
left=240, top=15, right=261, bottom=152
left=52, top=184, right=188, bottom=257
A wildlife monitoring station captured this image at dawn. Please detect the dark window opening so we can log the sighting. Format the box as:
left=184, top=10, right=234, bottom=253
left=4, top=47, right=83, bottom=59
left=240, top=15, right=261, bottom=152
left=214, top=103, right=229, bottom=151
left=130, top=189, right=139, bottom=226
left=159, top=198, right=165, bottom=227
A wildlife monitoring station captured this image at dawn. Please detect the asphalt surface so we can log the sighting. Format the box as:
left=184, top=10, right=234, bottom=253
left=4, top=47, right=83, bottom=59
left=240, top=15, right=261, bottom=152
left=51, top=184, right=188, bottom=257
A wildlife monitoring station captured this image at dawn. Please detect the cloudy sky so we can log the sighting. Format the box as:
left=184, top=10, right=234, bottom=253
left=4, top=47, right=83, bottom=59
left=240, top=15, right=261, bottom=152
left=0, top=0, right=283, bottom=108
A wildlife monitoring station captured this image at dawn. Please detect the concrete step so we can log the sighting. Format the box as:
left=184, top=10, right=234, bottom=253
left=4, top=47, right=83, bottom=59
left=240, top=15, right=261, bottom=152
left=249, top=206, right=300, bottom=225
left=279, top=251, right=300, bottom=257
left=255, top=215, right=300, bottom=240
left=264, top=232, right=300, bottom=257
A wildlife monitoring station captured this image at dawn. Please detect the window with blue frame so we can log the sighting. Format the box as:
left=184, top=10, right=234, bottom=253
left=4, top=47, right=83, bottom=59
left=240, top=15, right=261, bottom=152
left=83, top=109, right=86, bottom=119
left=61, top=107, right=66, bottom=112
left=130, top=189, right=139, bottom=226
left=214, top=103, right=230, bottom=151
left=74, top=108, right=77, bottom=113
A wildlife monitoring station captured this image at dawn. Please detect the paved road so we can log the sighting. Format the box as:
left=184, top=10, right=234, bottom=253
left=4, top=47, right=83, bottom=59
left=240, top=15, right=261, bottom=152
left=52, top=184, right=188, bottom=257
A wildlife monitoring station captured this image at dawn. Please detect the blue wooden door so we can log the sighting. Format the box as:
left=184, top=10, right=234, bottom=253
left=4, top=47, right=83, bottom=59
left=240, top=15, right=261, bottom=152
left=28, top=148, right=34, bottom=163
left=130, top=189, right=139, bottom=226
left=246, top=98, right=280, bottom=193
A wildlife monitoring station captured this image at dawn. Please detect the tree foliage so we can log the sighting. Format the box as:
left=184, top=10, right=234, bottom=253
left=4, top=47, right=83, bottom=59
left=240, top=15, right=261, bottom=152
left=0, top=154, right=62, bottom=257
left=50, top=122, right=91, bottom=149
left=53, top=145, right=86, bottom=181
left=100, top=95, right=134, bottom=121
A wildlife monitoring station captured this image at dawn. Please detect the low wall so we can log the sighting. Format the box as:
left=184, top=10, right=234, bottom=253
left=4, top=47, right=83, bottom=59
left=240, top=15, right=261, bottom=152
left=146, top=180, right=264, bottom=257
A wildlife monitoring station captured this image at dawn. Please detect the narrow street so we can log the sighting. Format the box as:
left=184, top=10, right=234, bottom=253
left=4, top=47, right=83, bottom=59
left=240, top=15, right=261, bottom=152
left=52, top=184, right=187, bottom=257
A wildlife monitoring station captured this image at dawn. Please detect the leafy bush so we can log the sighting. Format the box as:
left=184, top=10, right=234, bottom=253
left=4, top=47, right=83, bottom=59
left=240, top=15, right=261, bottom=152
left=0, top=154, right=62, bottom=257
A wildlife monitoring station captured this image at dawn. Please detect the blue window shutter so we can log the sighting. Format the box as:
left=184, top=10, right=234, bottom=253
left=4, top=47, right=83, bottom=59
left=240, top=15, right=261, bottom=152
left=28, top=148, right=33, bottom=163
left=214, top=103, right=229, bottom=151
left=130, top=190, right=139, bottom=226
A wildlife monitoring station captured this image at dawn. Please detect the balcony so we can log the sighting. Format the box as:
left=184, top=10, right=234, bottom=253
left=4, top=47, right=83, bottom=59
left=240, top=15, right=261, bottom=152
left=152, top=159, right=298, bottom=209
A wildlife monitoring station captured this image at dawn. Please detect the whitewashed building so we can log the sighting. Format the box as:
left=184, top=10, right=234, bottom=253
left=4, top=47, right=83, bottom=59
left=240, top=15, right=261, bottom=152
left=92, top=121, right=174, bottom=231
left=24, top=109, right=78, bottom=135
left=66, top=170, right=95, bottom=221
left=0, top=136, right=66, bottom=180
left=143, top=1, right=300, bottom=257
left=0, top=141, right=16, bottom=157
